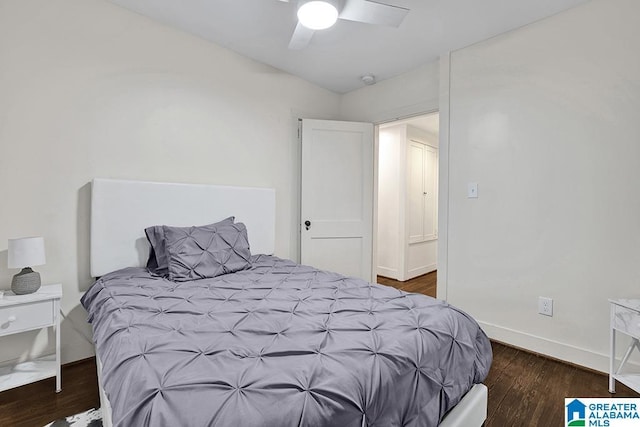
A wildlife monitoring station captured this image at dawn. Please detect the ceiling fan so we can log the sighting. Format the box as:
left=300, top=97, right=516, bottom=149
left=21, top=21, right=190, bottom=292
left=278, top=0, right=410, bottom=50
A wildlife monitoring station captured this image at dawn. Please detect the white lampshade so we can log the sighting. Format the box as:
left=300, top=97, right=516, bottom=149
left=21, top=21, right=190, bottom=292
left=298, top=1, right=339, bottom=30
left=8, top=237, right=46, bottom=269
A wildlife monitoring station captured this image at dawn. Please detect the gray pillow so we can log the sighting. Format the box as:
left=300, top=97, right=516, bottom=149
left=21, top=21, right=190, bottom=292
left=145, top=216, right=235, bottom=276
left=145, top=226, right=168, bottom=276
left=164, top=221, right=251, bottom=281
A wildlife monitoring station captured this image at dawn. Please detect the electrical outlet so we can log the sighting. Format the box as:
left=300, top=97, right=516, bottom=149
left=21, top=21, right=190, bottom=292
left=538, top=297, right=553, bottom=316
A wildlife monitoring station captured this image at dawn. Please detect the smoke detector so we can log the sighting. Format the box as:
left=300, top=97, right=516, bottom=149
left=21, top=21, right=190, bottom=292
left=361, top=74, right=376, bottom=86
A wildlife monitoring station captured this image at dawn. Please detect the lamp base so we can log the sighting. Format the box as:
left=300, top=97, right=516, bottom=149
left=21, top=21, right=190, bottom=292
left=11, top=268, right=41, bottom=295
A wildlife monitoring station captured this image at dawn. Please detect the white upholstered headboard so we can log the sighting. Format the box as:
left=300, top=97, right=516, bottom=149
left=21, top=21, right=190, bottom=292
left=90, top=178, right=276, bottom=278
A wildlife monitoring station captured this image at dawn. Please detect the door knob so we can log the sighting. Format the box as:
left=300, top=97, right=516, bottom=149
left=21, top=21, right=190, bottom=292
left=304, top=220, right=311, bottom=230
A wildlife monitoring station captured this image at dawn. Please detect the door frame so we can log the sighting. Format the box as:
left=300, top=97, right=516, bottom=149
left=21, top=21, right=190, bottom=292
left=372, top=110, right=442, bottom=289
left=369, top=54, right=451, bottom=300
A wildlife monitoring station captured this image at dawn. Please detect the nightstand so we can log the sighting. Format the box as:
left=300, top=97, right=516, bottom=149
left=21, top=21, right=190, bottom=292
left=0, top=284, right=62, bottom=393
left=609, top=299, right=640, bottom=394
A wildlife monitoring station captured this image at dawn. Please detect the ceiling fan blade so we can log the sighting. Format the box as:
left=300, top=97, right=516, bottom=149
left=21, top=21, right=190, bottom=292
left=339, top=0, right=409, bottom=28
left=288, top=22, right=315, bottom=50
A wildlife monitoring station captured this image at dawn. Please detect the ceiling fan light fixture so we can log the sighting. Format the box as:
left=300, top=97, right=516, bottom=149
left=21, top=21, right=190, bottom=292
left=297, top=1, right=339, bottom=30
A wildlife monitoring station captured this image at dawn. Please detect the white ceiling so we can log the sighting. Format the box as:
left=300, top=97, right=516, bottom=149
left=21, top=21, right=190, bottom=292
left=108, top=0, right=590, bottom=93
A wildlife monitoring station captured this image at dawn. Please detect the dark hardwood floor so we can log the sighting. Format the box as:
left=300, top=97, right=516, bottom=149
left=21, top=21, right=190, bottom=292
left=377, top=270, right=437, bottom=296
left=1, top=271, right=636, bottom=426
left=486, top=341, right=638, bottom=426
left=0, top=357, right=100, bottom=427
left=379, top=271, right=640, bottom=426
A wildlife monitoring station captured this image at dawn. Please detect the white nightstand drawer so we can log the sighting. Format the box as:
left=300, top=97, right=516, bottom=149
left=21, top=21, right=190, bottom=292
left=0, top=301, right=54, bottom=336
left=613, top=304, right=640, bottom=338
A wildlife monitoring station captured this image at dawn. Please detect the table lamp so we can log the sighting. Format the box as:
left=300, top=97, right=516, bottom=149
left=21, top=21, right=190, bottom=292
left=8, top=237, right=46, bottom=295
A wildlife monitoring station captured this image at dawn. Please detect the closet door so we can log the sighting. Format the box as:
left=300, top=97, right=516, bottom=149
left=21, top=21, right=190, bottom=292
left=408, top=140, right=438, bottom=243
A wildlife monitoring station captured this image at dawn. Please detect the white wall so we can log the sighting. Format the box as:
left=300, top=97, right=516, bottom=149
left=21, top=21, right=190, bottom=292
left=339, top=61, right=440, bottom=124
left=0, top=0, right=341, bottom=364
left=377, top=126, right=404, bottom=279
left=444, top=0, right=640, bottom=372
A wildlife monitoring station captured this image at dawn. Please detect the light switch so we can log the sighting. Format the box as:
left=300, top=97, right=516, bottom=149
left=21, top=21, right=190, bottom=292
left=467, top=182, right=478, bottom=198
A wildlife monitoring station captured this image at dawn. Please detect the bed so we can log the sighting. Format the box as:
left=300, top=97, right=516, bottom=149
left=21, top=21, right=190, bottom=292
left=82, top=178, right=492, bottom=427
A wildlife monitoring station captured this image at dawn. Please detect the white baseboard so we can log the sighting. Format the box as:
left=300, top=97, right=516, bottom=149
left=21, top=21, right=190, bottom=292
left=377, top=267, right=398, bottom=280
left=407, top=263, right=437, bottom=280
left=479, top=321, right=640, bottom=374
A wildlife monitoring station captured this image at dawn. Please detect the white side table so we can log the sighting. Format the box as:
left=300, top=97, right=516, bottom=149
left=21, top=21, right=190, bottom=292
left=609, top=298, right=640, bottom=393
left=0, top=284, right=62, bottom=393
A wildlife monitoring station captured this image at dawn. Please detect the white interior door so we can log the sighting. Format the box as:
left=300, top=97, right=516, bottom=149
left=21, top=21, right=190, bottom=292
left=300, top=119, right=374, bottom=281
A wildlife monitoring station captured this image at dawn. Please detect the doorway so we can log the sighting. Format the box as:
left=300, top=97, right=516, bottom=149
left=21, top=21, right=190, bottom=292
left=375, top=112, right=439, bottom=288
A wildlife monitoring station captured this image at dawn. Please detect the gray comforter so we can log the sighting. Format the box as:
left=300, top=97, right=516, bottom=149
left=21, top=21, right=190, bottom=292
left=81, top=255, right=492, bottom=427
